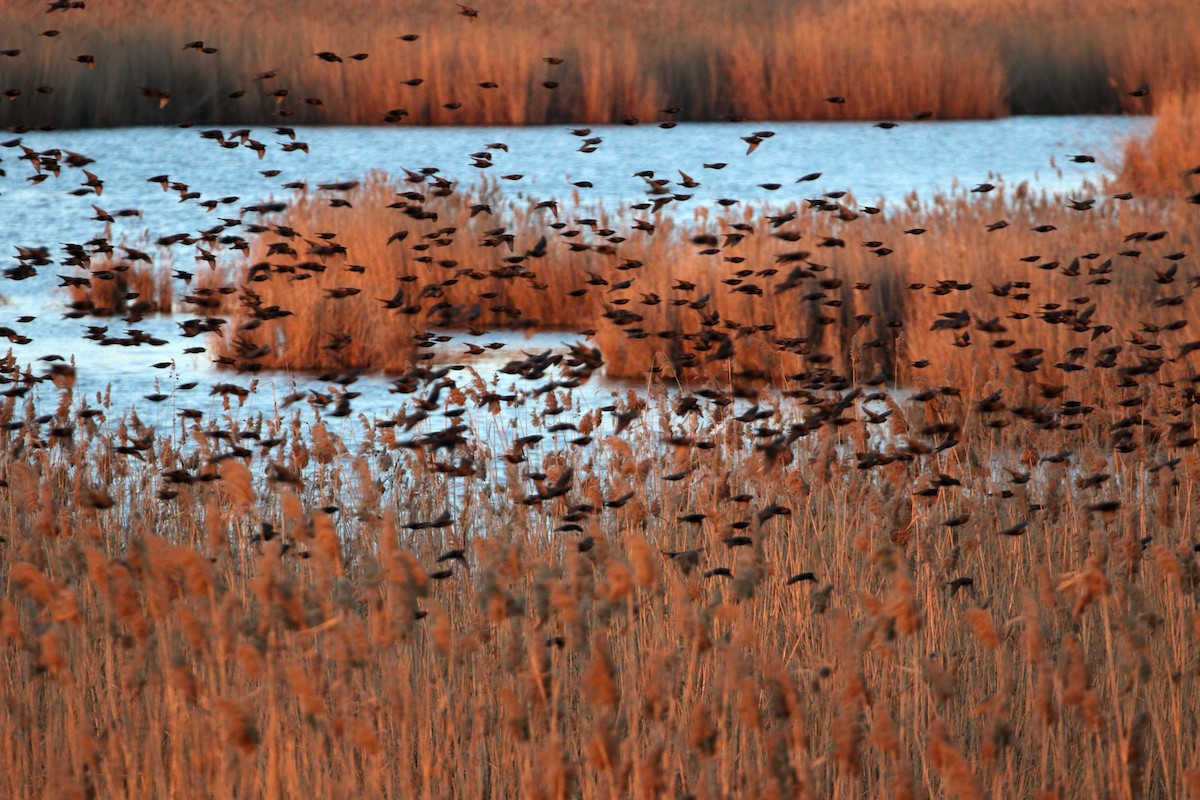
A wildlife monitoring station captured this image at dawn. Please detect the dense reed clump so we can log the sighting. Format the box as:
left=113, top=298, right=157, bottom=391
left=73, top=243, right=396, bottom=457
left=64, top=254, right=174, bottom=318
left=0, top=0, right=1197, bottom=128
left=208, top=162, right=1199, bottom=393
left=1121, top=90, right=1200, bottom=195
left=205, top=175, right=570, bottom=374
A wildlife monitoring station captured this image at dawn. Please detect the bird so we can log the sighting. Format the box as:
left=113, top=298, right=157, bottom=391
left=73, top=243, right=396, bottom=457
left=140, top=87, right=171, bottom=108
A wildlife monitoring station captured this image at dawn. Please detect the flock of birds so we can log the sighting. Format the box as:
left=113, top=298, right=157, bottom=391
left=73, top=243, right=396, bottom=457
left=1, top=1, right=1199, bottom=563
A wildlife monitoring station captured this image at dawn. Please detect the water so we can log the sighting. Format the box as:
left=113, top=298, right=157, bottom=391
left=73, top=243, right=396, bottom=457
left=0, top=116, right=1152, bottom=432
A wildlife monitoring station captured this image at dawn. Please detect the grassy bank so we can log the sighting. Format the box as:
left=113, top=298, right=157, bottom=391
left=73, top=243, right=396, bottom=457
left=0, top=0, right=1197, bottom=128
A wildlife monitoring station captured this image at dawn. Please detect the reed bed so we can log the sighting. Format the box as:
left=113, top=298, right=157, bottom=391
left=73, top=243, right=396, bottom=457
left=1121, top=91, right=1200, bottom=196
left=0, top=0, right=1198, bottom=128
left=2, top=339, right=1200, bottom=797
left=5, top=118, right=1190, bottom=794
left=64, top=257, right=174, bottom=319
left=208, top=164, right=1200, bottom=394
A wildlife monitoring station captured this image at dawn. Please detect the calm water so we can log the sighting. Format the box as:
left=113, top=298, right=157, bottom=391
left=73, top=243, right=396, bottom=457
left=0, top=116, right=1151, bottom=434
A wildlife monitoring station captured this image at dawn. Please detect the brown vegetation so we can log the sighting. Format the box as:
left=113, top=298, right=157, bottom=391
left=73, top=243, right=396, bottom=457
left=1121, top=90, right=1200, bottom=195
left=64, top=253, right=174, bottom=318
left=209, top=164, right=1199, bottom=393
left=3, top=338, right=1200, bottom=796
left=0, top=0, right=1197, bottom=128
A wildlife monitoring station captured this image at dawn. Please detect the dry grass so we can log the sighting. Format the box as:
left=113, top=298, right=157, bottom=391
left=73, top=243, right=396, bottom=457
left=207, top=164, right=1199, bottom=394
left=64, top=256, right=174, bottom=319
left=0, top=0, right=1198, bottom=128
left=1121, top=90, right=1200, bottom=195
left=3, top=334, right=1200, bottom=796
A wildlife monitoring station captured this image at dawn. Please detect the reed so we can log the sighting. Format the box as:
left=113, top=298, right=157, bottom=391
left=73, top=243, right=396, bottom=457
left=209, top=166, right=1199, bottom=394
left=64, top=256, right=174, bottom=318
left=4, top=3, right=1200, bottom=797
left=0, top=0, right=1197, bottom=128
left=2, top=340, right=1199, bottom=796
left=1120, top=90, right=1200, bottom=195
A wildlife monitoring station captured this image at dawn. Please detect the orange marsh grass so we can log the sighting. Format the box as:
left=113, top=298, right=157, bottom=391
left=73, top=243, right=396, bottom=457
left=65, top=257, right=173, bottom=319
left=5, top=7, right=1200, bottom=795
left=2, top=361, right=1200, bottom=797
left=0, top=0, right=1198, bottom=128
left=207, top=168, right=1200, bottom=396
left=1121, top=90, right=1200, bottom=196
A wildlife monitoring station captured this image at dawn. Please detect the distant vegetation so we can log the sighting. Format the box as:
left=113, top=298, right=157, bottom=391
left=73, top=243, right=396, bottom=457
left=0, top=0, right=1197, bottom=128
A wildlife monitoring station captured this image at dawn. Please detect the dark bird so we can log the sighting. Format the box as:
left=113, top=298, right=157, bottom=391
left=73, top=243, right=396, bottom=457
left=140, top=87, right=171, bottom=108
left=406, top=510, right=453, bottom=530
left=999, top=521, right=1029, bottom=537
left=663, top=549, right=702, bottom=575
left=947, top=577, right=974, bottom=596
